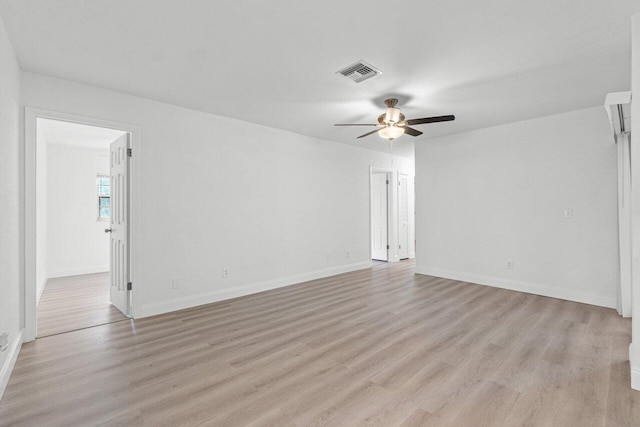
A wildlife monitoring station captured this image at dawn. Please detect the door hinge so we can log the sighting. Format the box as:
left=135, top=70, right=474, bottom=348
left=386, top=244, right=390, bottom=250
left=127, top=148, right=132, bottom=157
left=127, top=282, right=132, bottom=291
left=399, top=245, right=401, bottom=249
left=386, top=180, right=389, bottom=185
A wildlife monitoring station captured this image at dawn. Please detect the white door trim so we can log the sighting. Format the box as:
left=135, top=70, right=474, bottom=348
left=616, top=133, right=632, bottom=317
left=23, top=107, right=141, bottom=342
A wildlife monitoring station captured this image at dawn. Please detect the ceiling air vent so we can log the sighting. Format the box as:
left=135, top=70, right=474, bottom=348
left=336, top=60, right=382, bottom=83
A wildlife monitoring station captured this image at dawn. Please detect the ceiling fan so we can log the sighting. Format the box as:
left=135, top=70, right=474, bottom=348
left=335, top=98, right=455, bottom=140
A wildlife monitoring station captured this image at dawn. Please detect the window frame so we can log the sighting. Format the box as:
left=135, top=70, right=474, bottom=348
left=97, top=174, right=111, bottom=221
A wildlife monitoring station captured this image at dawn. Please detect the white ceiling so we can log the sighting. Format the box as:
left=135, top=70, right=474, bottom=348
left=38, top=118, right=126, bottom=149
left=3, top=0, right=639, bottom=159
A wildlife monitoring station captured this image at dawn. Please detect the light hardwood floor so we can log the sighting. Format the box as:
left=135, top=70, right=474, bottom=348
left=37, top=272, right=128, bottom=337
left=2, top=260, right=639, bottom=426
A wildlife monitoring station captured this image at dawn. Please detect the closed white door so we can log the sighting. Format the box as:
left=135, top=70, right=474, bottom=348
left=109, top=134, right=130, bottom=316
left=398, top=174, right=409, bottom=259
left=371, top=172, right=388, bottom=261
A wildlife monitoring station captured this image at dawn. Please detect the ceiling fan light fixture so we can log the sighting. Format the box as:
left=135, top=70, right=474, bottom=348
left=379, top=125, right=405, bottom=140
left=385, top=107, right=401, bottom=124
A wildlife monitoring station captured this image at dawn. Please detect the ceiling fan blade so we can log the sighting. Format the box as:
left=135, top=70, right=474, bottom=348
left=334, top=124, right=380, bottom=126
left=357, top=129, right=382, bottom=139
left=403, top=127, right=423, bottom=137
left=405, top=115, right=455, bottom=126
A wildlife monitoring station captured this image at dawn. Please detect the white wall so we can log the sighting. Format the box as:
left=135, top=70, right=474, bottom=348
left=47, top=144, right=110, bottom=278
left=630, top=12, right=640, bottom=391
left=0, top=13, right=22, bottom=399
left=21, top=72, right=414, bottom=318
left=415, top=106, right=618, bottom=308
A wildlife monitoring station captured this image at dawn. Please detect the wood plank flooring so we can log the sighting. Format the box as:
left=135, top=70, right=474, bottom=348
left=2, top=260, right=639, bottom=426
left=36, top=272, right=128, bottom=337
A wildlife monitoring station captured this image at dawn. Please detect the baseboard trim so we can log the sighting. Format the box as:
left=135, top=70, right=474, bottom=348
left=415, top=266, right=616, bottom=309
left=139, top=261, right=372, bottom=318
left=48, top=266, right=109, bottom=279
left=0, top=329, right=23, bottom=402
left=632, top=368, right=640, bottom=391
left=631, top=344, right=640, bottom=391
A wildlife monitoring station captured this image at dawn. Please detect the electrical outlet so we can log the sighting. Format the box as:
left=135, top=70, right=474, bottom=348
left=563, top=208, right=573, bottom=220
left=222, top=268, right=229, bottom=278
left=171, top=278, right=181, bottom=289
left=506, top=261, right=514, bottom=270
left=346, top=251, right=350, bottom=259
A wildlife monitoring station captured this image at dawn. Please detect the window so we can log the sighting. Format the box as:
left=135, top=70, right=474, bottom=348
left=97, top=175, right=110, bottom=220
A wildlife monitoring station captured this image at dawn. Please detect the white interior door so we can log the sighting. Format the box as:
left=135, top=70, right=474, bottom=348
left=371, top=172, right=388, bottom=261
left=109, top=134, right=130, bottom=316
left=398, top=173, right=409, bottom=259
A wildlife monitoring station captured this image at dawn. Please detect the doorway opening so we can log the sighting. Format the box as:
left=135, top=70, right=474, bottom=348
left=371, top=170, right=390, bottom=262
left=369, top=167, right=415, bottom=265
left=25, top=110, right=137, bottom=340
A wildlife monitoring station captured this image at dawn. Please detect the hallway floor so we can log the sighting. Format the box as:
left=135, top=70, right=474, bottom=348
left=37, top=272, right=128, bottom=337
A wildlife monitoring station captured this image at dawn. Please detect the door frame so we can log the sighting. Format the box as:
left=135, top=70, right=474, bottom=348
left=369, top=167, right=392, bottom=263
left=23, top=107, right=141, bottom=342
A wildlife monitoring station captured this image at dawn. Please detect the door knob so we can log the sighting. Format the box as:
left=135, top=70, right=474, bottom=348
left=105, top=228, right=112, bottom=233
